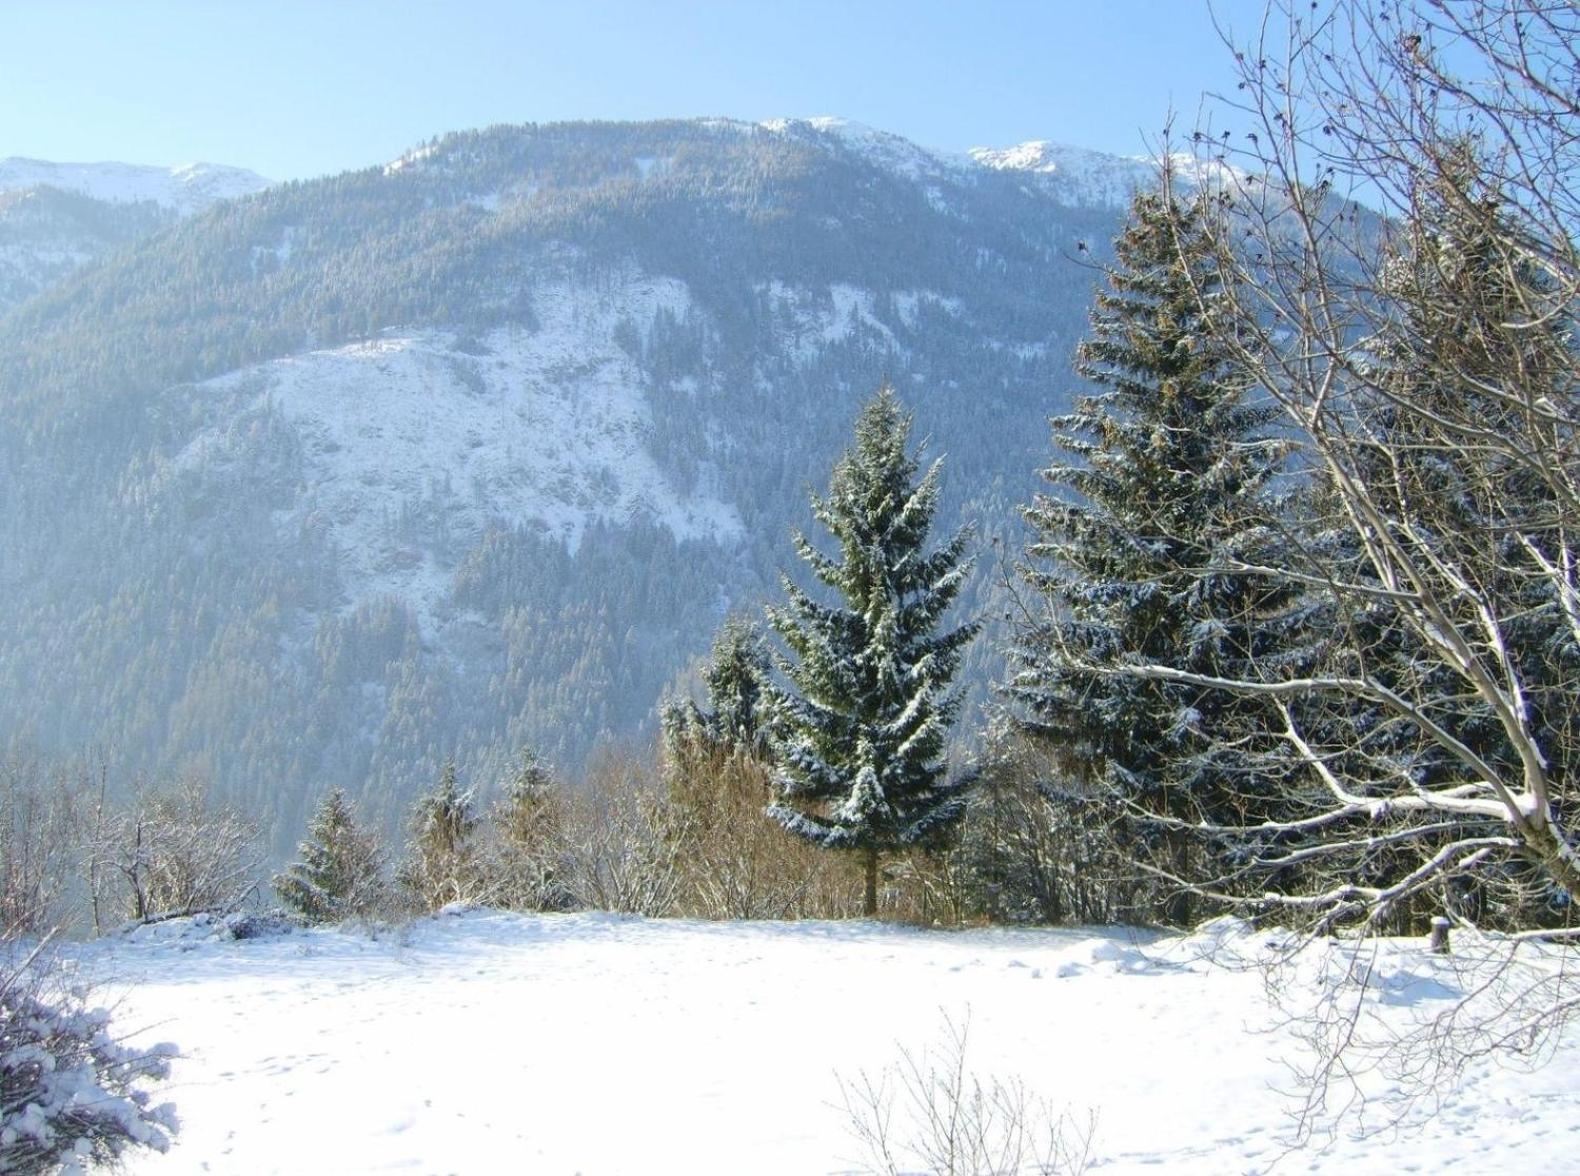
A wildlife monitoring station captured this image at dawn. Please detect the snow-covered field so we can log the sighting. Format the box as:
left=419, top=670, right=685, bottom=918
left=66, top=910, right=1580, bottom=1174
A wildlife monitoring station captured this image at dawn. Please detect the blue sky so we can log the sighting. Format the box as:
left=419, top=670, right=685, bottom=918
left=2, top=0, right=1273, bottom=181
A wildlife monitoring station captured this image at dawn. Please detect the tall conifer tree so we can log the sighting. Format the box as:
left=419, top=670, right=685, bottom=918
left=766, top=385, right=979, bottom=915
left=1006, top=185, right=1299, bottom=922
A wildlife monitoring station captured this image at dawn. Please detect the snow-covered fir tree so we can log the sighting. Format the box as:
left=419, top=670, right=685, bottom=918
left=490, top=747, right=572, bottom=912
left=1005, top=183, right=1301, bottom=924
left=399, top=758, right=484, bottom=911
left=765, top=384, right=979, bottom=916
left=493, top=747, right=557, bottom=847
left=661, top=617, right=772, bottom=760
left=274, top=788, right=386, bottom=924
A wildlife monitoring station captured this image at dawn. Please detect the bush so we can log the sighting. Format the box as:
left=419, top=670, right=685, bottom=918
left=0, top=750, right=94, bottom=936
left=88, top=777, right=261, bottom=925
left=954, top=734, right=1139, bottom=927
left=0, top=942, right=178, bottom=1173
left=663, top=739, right=861, bottom=921
left=840, top=1012, right=1096, bottom=1176
left=563, top=749, right=684, bottom=917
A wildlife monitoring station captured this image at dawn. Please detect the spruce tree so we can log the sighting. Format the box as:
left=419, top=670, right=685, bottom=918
left=274, top=788, right=385, bottom=923
left=399, top=758, right=483, bottom=911
left=1006, top=185, right=1299, bottom=923
left=494, top=746, right=557, bottom=847
left=491, top=746, right=571, bottom=911
left=661, top=617, right=772, bottom=761
left=765, top=384, right=979, bottom=915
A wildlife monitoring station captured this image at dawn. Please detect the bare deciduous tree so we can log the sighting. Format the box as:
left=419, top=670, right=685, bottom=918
left=1072, top=0, right=1580, bottom=935
left=90, top=777, right=261, bottom=925
left=1042, top=0, right=1580, bottom=1129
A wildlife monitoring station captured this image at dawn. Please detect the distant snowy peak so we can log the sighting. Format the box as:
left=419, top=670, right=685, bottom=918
left=759, top=116, right=968, bottom=181
left=971, top=139, right=1258, bottom=207
left=969, top=140, right=1158, bottom=207
left=0, top=158, right=272, bottom=215
left=759, top=118, right=1170, bottom=208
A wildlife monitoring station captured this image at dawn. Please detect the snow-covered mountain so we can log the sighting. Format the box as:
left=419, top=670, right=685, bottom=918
left=969, top=138, right=1164, bottom=207
left=0, top=117, right=1162, bottom=840
left=0, top=158, right=271, bottom=316
left=0, top=157, right=272, bottom=214
left=747, top=116, right=1170, bottom=209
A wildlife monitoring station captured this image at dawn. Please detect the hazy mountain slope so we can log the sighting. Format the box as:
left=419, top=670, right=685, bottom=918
left=0, top=158, right=272, bottom=213
left=0, top=186, right=174, bottom=315
left=0, top=159, right=272, bottom=317
left=0, top=118, right=1144, bottom=845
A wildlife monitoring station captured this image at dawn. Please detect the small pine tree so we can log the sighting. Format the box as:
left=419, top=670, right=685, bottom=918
left=661, top=617, right=772, bottom=761
left=274, top=788, right=386, bottom=923
left=1006, top=182, right=1301, bottom=924
left=399, top=758, right=484, bottom=912
left=490, top=747, right=571, bottom=911
left=765, top=384, right=979, bottom=916
left=495, top=747, right=556, bottom=845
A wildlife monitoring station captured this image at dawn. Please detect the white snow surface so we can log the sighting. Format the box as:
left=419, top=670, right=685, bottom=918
left=761, top=117, right=972, bottom=182
left=69, top=910, right=1580, bottom=1174
left=174, top=275, right=741, bottom=626
left=969, top=141, right=1158, bottom=207
left=0, top=158, right=272, bottom=214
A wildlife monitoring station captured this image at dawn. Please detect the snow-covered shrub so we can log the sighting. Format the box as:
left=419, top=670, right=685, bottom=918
left=91, top=778, right=261, bottom=924
left=0, top=751, right=91, bottom=936
left=0, top=946, right=177, bottom=1173
left=563, top=750, right=683, bottom=917
left=951, top=730, right=1141, bottom=928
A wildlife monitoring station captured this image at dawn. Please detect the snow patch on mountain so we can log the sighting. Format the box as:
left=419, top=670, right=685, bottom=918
left=760, top=116, right=970, bottom=182
left=758, top=282, right=962, bottom=366
left=0, top=158, right=271, bottom=214
left=969, top=140, right=1157, bottom=207
left=172, top=275, right=741, bottom=629
left=758, top=280, right=903, bottom=363
left=756, top=117, right=1227, bottom=209
left=383, top=143, right=440, bottom=176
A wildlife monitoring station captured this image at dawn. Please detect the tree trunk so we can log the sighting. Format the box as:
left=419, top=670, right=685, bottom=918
left=1161, top=826, right=1194, bottom=929
left=863, top=846, right=879, bottom=917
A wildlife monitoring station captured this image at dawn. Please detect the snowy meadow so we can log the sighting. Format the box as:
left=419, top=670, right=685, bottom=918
left=62, top=909, right=1580, bottom=1174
